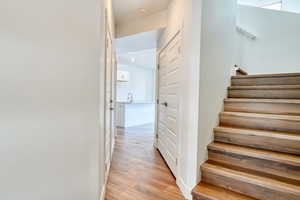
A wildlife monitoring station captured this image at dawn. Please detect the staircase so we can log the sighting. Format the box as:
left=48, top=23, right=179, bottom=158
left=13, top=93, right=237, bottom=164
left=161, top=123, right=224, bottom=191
left=192, top=73, right=300, bottom=200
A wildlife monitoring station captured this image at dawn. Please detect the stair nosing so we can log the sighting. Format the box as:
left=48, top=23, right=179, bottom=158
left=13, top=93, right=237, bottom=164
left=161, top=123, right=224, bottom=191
left=224, top=98, right=300, bottom=104
left=232, top=73, right=300, bottom=79
left=214, top=126, right=300, bottom=141
left=229, top=85, right=300, bottom=90
left=202, top=163, right=300, bottom=195
left=220, top=111, right=300, bottom=122
left=208, top=141, right=300, bottom=166
left=192, top=183, right=256, bottom=200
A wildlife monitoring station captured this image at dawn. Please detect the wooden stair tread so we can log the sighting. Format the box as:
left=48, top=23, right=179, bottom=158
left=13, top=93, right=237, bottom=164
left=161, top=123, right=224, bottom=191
left=224, top=98, right=300, bottom=116
left=229, top=85, right=300, bottom=90
left=232, top=72, right=300, bottom=79
left=202, top=163, right=300, bottom=195
left=208, top=141, right=300, bottom=167
left=214, top=126, right=300, bottom=142
left=192, top=183, right=256, bottom=200
left=224, top=98, right=300, bottom=104
left=195, top=72, right=300, bottom=200
left=214, top=126, right=300, bottom=154
left=220, top=111, right=300, bottom=122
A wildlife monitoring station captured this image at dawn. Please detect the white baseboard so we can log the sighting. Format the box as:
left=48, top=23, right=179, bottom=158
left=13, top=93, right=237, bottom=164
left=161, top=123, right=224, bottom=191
left=177, top=177, right=193, bottom=200
left=99, top=163, right=110, bottom=200
left=100, top=184, right=106, bottom=200
left=100, top=144, right=114, bottom=200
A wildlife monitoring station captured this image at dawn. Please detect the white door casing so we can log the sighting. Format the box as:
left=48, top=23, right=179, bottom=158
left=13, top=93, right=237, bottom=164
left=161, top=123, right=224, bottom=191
left=157, top=30, right=182, bottom=177
left=104, top=14, right=114, bottom=175
left=110, top=52, right=117, bottom=157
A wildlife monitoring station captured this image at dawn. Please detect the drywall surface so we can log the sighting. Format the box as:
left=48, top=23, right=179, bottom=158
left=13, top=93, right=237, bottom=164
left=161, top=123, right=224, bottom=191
left=116, top=10, right=167, bottom=38
left=239, top=0, right=300, bottom=13
left=117, top=64, right=155, bottom=102
left=198, top=0, right=237, bottom=181
left=282, top=0, right=300, bottom=13
left=236, top=5, right=300, bottom=74
left=0, top=0, right=110, bottom=199
left=159, top=0, right=202, bottom=198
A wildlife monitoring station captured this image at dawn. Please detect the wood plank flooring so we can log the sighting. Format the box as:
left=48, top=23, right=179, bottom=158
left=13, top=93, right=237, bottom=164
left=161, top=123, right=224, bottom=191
left=105, top=124, right=185, bottom=200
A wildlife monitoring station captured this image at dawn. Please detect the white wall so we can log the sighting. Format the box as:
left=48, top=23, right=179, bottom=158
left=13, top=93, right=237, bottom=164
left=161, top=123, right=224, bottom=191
left=117, top=64, right=155, bottom=102
left=238, top=0, right=281, bottom=7
left=116, top=10, right=167, bottom=38
left=239, top=0, right=300, bottom=13
left=0, top=0, right=106, bottom=199
left=197, top=0, right=237, bottom=182
left=236, top=5, right=300, bottom=74
left=282, top=0, right=300, bottom=13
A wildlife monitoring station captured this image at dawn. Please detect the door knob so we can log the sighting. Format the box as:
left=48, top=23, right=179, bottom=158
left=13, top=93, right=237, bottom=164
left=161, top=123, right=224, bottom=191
left=161, top=102, right=168, bottom=107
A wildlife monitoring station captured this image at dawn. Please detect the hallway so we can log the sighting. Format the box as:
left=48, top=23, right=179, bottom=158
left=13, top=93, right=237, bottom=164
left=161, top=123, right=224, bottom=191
left=105, top=124, right=185, bottom=200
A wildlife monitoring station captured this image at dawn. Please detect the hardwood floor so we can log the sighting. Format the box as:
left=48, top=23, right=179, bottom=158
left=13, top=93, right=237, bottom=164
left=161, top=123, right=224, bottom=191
left=105, top=124, right=185, bottom=200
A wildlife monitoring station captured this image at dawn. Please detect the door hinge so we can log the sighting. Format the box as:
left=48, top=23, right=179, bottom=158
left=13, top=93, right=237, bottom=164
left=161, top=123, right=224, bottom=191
left=156, top=99, right=159, bottom=104
left=156, top=134, right=158, bottom=139
left=176, top=158, right=178, bottom=165
left=157, top=64, right=160, bottom=70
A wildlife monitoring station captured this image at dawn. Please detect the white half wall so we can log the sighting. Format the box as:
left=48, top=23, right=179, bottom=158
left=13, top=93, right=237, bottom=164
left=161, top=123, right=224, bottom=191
left=236, top=5, right=300, bottom=74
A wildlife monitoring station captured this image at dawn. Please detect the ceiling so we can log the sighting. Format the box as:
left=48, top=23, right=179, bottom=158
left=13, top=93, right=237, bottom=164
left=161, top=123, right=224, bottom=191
left=113, top=0, right=170, bottom=25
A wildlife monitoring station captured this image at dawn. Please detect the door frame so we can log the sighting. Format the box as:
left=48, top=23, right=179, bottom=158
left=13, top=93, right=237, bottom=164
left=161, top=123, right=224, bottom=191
left=154, top=29, right=183, bottom=177
left=110, top=51, right=117, bottom=157
left=103, top=9, right=115, bottom=175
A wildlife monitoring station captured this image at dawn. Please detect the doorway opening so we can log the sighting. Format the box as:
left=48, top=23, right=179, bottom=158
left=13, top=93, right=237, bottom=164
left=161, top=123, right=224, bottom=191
left=115, top=29, right=162, bottom=139
left=104, top=27, right=185, bottom=199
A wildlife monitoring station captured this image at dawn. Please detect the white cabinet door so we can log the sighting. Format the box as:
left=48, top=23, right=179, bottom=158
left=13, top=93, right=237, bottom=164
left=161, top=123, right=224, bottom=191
left=157, top=31, right=182, bottom=177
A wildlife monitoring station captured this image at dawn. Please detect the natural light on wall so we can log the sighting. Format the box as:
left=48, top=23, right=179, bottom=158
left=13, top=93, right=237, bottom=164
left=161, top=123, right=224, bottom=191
left=238, top=0, right=300, bottom=14
left=262, top=2, right=282, bottom=10
left=238, top=0, right=282, bottom=11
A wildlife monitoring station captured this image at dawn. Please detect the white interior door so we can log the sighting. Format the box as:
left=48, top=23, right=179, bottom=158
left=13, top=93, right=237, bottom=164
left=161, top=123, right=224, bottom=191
left=104, top=21, right=113, bottom=174
left=157, top=31, right=182, bottom=177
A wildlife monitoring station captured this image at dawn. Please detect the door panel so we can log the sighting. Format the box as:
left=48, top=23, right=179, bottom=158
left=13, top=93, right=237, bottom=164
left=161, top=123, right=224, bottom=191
left=157, top=31, right=182, bottom=177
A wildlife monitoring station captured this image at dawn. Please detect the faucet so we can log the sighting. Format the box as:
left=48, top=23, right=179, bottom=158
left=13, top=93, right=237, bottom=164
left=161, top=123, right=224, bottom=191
left=127, top=92, right=133, bottom=103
